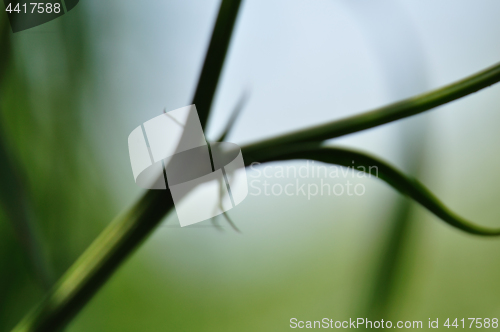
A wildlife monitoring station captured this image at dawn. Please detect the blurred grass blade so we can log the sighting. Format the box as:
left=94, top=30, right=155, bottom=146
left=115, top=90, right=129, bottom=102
left=242, top=61, right=500, bottom=154
left=0, top=15, right=10, bottom=79
left=11, top=1, right=243, bottom=331
left=192, top=0, right=242, bottom=129
left=216, top=89, right=249, bottom=142
left=0, top=16, right=53, bottom=289
left=0, top=134, right=53, bottom=289
left=364, top=128, right=428, bottom=320
left=253, top=143, right=500, bottom=236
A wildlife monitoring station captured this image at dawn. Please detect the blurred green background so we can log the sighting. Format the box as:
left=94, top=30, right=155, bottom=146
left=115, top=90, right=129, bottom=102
left=1, top=0, right=500, bottom=331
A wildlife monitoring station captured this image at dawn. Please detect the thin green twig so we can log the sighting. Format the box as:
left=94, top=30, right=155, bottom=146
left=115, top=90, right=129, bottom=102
left=192, top=0, right=242, bottom=129
left=11, top=1, right=242, bottom=331
left=253, top=143, right=500, bottom=236
left=242, top=61, right=500, bottom=156
left=216, top=89, right=249, bottom=142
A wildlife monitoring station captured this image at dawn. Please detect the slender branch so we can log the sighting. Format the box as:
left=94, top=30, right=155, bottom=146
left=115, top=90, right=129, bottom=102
left=242, top=61, right=500, bottom=156
left=192, top=0, right=242, bottom=129
left=216, top=89, right=249, bottom=142
left=252, top=143, right=500, bottom=236
left=11, top=1, right=243, bottom=331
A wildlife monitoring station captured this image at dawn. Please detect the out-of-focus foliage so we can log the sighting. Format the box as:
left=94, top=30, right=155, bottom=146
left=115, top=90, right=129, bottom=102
left=0, top=8, right=113, bottom=331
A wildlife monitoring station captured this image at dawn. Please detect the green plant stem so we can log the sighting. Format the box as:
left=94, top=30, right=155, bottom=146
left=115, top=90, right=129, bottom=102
left=250, top=143, right=500, bottom=236
left=11, top=17, right=500, bottom=332
left=241, top=61, right=500, bottom=156
left=363, top=120, right=429, bottom=321
left=11, top=1, right=242, bottom=331
left=216, top=89, right=249, bottom=142
left=192, top=0, right=242, bottom=129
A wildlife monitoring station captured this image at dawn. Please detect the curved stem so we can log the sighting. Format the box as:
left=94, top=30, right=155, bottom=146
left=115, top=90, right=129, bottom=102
left=242, top=61, right=500, bottom=155
left=252, top=143, right=500, bottom=236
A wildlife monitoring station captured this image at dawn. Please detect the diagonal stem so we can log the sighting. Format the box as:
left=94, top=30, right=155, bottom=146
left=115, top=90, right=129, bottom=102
left=192, top=0, right=242, bottom=129
left=11, top=1, right=243, bottom=331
